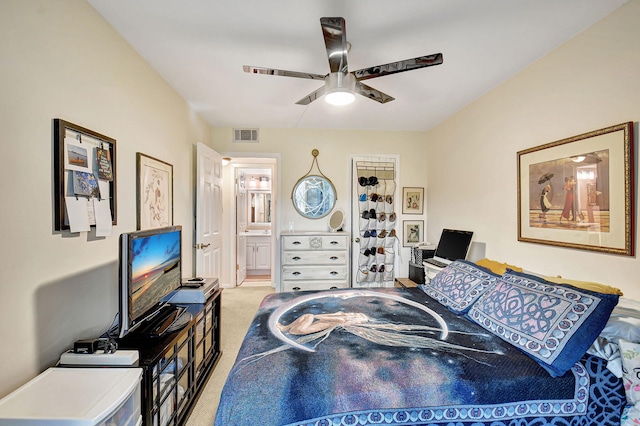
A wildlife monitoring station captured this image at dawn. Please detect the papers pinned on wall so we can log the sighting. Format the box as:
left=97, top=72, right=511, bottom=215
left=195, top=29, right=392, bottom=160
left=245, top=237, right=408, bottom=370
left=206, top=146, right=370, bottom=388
left=65, top=196, right=91, bottom=233
left=55, top=120, right=116, bottom=234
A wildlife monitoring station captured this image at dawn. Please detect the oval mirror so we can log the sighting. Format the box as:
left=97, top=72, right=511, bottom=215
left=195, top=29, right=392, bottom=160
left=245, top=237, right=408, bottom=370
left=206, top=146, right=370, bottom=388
left=328, top=208, right=344, bottom=232
left=292, top=175, right=336, bottom=219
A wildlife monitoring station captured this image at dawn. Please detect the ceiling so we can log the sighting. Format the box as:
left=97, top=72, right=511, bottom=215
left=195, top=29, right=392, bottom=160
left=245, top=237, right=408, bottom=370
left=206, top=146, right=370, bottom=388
left=87, top=0, right=626, bottom=132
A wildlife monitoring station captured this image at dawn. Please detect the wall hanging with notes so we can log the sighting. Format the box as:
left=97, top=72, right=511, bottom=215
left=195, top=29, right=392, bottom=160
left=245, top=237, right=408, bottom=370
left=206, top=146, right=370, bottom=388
left=53, top=119, right=117, bottom=235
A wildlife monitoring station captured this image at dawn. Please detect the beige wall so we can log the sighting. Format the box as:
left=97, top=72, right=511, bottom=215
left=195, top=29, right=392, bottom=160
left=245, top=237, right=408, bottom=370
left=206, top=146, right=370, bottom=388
left=0, top=1, right=210, bottom=398
left=210, top=128, right=428, bottom=287
left=426, top=1, right=640, bottom=298
left=0, top=0, right=636, bottom=402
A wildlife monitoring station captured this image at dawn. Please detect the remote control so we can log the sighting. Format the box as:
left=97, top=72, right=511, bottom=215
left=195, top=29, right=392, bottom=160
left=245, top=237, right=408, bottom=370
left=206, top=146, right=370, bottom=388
left=182, top=282, right=204, bottom=288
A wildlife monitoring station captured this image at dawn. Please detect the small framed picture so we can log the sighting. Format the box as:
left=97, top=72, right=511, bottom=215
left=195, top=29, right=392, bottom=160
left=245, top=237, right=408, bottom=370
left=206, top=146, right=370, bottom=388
left=402, top=187, right=424, bottom=214
left=137, top=152, right=173, bottom=230
left=403, top=220, right=424, bottom=247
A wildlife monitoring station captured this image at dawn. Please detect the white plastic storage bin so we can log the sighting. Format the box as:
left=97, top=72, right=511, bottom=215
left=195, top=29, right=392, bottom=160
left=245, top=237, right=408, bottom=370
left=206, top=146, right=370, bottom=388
left=0, top=367, right=142, bottom=425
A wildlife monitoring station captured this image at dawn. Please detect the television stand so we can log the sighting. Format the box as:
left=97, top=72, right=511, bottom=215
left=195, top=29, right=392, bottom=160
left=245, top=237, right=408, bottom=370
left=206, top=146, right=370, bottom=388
left=117, top=289, right=222, bottom=426
left=132, top=304, right=192, bottom=338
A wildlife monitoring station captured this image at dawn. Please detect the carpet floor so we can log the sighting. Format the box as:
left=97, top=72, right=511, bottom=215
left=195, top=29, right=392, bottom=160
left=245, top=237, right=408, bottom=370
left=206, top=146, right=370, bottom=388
left=186, top=285, right=275, bottom=426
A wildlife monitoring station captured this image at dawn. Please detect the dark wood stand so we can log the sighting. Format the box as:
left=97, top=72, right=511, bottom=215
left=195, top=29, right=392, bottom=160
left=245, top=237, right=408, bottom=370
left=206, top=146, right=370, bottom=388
left=117, top=289, right=222, bottom=426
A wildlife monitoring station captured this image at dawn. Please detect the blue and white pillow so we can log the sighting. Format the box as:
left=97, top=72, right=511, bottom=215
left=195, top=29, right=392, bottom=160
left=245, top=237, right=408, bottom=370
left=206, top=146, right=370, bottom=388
left=420, top=259, right=499, bottom=314
left=467, top=270, right=619, bottom=377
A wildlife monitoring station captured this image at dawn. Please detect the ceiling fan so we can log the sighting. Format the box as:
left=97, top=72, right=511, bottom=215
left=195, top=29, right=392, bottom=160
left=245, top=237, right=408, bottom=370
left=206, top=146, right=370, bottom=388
left=243, top=17, right=443, bottom=106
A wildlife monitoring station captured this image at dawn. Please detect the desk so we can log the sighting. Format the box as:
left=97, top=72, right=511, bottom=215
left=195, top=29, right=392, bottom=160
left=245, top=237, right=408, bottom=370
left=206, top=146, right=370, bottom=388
left=422, top=261, right=444, bottom=284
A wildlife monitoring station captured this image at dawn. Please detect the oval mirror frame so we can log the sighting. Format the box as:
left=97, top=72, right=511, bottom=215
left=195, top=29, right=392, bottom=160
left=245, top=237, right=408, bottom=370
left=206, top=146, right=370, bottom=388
left=328, top=208, right=344, bottom=232
left=291, top=175, right=336, bottom=219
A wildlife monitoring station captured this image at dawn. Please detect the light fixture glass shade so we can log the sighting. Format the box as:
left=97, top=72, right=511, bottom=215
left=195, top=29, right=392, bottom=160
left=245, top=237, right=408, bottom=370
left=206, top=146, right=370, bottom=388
left=325, top=72, right=356, bottom=106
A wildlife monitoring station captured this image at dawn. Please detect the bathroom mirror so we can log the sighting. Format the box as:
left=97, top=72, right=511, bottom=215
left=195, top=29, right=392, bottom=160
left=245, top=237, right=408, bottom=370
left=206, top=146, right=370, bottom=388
left=248, top=190, right=271, bottom=225
left=292, top=175, right=336, bottom=219
left=328, top=208, right=344, bottom=232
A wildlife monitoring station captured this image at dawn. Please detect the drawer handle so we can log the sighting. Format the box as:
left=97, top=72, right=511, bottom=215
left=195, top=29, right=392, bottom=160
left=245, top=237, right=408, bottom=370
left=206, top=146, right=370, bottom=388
left=330, top=286, right=338, bottom=289
left=330, top=241, right=339, bottom=245
left=292, top=256, right=301, bottom=261
left=292, top=271, right=301, bottom=275
left=329, top=256, right=338, bottom=260
left=292, top=287, right=301, bottom=291
left=292, top=241, right=302, bottom=245
left=330, top=271, right=338, bottom=275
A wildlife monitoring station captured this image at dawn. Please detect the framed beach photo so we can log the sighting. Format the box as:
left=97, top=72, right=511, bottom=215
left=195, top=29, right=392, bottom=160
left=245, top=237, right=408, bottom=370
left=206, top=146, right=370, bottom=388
left=403, top=220, right=424, bottom=247
left=402, top=187, right=424, bottom=214
left=137, top=153, right=173, bottom=230
left=517, top=122, right=634, bottom=256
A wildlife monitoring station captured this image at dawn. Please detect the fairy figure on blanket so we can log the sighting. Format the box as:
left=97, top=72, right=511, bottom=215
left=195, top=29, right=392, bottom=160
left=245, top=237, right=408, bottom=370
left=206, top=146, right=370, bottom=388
left=233, top=290, right=504, bottom=372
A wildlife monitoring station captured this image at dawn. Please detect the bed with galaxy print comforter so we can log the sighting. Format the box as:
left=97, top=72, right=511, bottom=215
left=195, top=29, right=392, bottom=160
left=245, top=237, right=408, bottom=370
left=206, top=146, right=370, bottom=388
left=214, top=280, right=625, bottom=426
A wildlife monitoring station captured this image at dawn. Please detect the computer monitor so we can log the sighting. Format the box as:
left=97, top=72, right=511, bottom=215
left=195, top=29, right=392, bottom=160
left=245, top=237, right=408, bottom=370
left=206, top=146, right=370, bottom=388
left=432, top=229, right=474, bottom=264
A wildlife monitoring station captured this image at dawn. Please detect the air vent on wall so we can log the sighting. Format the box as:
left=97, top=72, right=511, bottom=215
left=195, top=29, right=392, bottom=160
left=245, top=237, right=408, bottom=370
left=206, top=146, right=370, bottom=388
left=233, top=128, right=259, bottom=143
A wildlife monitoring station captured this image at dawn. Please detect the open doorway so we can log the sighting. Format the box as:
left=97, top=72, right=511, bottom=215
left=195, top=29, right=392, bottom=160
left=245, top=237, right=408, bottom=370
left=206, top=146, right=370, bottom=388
left=222, top=156, right=278, bottom=288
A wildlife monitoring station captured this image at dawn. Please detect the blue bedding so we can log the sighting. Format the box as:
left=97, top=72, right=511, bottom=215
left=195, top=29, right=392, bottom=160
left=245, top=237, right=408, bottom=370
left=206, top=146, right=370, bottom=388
left=214, top=287, right=625, bottom=425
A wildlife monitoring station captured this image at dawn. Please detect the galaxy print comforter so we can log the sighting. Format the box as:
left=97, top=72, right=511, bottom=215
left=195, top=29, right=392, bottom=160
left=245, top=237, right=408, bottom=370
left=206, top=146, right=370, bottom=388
left=214, top=287, right=625, bottom=426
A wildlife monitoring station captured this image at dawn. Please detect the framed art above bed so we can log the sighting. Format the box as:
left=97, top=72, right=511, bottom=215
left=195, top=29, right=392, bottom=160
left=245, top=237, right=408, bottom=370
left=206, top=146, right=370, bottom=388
left=517, top=122, right=634, bottom=256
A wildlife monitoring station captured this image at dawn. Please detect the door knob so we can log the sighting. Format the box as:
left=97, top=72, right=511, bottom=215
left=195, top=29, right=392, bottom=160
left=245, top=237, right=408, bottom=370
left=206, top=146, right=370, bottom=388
left=354, top=237, right=360, bottom=243
left=194, top=243, right=211, bottom=249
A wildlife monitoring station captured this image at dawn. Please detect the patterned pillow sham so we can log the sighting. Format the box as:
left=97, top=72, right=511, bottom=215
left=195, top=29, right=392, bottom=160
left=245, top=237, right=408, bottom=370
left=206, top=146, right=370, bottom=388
left=467, top=270, right=619, bottom=377
left=420, top=259, right=499, bottom=314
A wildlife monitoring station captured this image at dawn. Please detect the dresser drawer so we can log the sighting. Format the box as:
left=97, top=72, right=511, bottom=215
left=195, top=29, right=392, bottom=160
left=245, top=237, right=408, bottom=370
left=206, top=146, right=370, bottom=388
left=282, top=280, right=348, bottom=292
left=282, top=265, right=348, bottom=281
left=282, top=250, right=347, bottom=266
left=282, top=235, right=348, bottom=251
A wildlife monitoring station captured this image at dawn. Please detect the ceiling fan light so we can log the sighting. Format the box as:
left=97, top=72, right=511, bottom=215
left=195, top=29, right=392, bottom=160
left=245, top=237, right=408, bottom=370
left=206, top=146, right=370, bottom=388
left=325, top=72, right=356, bottom=106
left=325, top=91, right=355, bottom=106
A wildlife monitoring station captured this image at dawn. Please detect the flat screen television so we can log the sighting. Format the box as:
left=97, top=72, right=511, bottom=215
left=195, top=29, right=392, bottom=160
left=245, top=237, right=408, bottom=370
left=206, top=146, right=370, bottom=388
left=118, top=225, right=184, bottom=338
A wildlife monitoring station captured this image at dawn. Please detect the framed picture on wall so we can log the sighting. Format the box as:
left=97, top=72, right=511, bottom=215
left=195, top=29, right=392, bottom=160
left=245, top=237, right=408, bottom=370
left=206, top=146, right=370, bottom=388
left=403, top=220, right=424, bottom=247
left=402, top=187, right=424, bottom=214
left=53, top=119, right=117, bottom=232
left=517, top=122, right=634, bottom=256
left=137, top=153, right=173, bottom=230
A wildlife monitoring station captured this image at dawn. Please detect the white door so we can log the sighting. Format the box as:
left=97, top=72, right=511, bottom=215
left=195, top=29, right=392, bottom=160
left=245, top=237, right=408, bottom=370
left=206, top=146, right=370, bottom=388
left=246, top=241, right=256, bottom=270
left=255, top=242, right=271, bottom=269
left=236, top=169, right=247, bottom=284
left=195, top=142, right=223, bottom=279
left=237, top=234, right=247, bottom=283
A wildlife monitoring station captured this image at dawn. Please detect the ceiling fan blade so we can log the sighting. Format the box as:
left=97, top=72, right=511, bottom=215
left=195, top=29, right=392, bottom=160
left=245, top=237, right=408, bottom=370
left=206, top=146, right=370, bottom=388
left=320, top=17, right=348, bottom=74
left=295, top=86, right=326, bottom=105
left=243, top=66, right=325, bottom=81
left=355, top=81, right=394, bottom=104
left=352, top=53, right=443, bottom=81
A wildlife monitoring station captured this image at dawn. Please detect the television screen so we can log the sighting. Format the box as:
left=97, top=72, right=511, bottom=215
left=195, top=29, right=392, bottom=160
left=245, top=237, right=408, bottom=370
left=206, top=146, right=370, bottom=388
left=119, top=226, right=182, bottom=338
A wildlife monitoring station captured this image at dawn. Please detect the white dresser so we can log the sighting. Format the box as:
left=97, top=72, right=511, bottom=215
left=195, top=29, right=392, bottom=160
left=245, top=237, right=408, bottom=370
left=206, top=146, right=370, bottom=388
left=280, top=231, right=350, bottom=291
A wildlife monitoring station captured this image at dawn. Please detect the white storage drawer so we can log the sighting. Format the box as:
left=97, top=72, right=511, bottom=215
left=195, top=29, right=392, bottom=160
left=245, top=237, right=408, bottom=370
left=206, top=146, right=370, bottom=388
left=0, top=367, right=142, bottom=426
left=282, top=280, right=348, bottom=292
left=282, top=235, right=348, bottom=251
left=282, top=250, right=346, bottom=265
left=280, top=232, right=350, bottom=291
left=282, top=265, right=348, bottom=281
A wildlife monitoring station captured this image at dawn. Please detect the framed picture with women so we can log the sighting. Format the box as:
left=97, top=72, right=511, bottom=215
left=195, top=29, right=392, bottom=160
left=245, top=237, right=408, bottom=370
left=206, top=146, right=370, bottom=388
left=517, top=122, right=634, bottom=256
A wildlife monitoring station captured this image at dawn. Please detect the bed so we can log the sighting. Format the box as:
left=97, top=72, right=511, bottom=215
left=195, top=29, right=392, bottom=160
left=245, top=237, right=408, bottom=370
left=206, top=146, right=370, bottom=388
left=215, top=260, right=636, bottom=426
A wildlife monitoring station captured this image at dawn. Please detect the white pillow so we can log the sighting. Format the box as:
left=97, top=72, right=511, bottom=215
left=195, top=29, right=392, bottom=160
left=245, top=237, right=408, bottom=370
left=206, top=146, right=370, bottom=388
left=619, top=339, right=640, bottom=405
left=621, top=404, right=640, bottom=426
